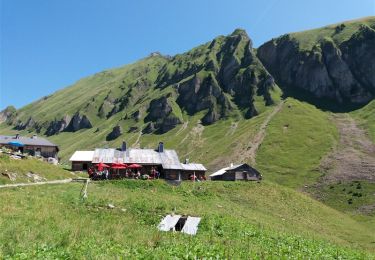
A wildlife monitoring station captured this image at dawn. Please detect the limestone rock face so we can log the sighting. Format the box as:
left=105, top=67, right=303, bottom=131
left=257, top=24, right=375, bottom=108
left=65, top=113, right=92, bottom=132
left=45, top=115, right=71, bottom=136
left=106, top=125, right=122, bottom=141
left=14, top=117, right=36, bottom=130
left=144, top=96, right=182, bottom=134
left=0, top=106, right=17, bottom=124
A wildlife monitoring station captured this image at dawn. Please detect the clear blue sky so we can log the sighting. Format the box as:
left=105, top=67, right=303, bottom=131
left=1, top=0, right=374, bottom=110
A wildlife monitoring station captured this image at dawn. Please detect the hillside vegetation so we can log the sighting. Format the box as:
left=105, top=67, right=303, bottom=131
left=1, top=180, right=374, bottom=258
left=352, top=99, right=375, bottom=142
left=0, top=153, right=72, bottom=185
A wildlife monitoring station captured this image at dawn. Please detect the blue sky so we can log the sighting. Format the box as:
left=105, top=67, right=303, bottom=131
left=1, top=0, right=374, bottom=110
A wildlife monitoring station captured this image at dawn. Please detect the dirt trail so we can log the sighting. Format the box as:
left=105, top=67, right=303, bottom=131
left=0, top=178, right=72, bottom=189
left=242, top=101, right=284, bottom=164
left=320, top=114, right=375, bottom=182
left=132, top=126, right=144, bottom=148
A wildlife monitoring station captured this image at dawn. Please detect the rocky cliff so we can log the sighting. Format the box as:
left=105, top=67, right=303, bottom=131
left=257, top=17, right=375, bottom=110
left=1, top=17, right=374, bottom=142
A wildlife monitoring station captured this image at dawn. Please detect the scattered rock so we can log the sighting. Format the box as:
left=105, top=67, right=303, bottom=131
left=107, top=204, right=115, bottom=209
left=2, top=172, right=17, bottom=181
left=26, top=172, right=46, bottom=182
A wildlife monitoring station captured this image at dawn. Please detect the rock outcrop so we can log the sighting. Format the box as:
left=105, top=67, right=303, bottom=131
left=257, top=23, right=375, bottom=109
left=157, top=29, right=277, bottom=124
left=106, top=125, right=123, bottom=141
left=144, top=96, right=182, bottom=134
left=0, top=106, right=17, bottom=124
left=45, top=115, right=71, bottom=136
left=14, top=117, right=36, bottom=130
left=65, top=113, right=92, bottom=132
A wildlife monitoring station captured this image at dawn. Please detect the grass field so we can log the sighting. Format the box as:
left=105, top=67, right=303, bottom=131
left=1, top=180, right=374, bottom=259
left=352, top=100, right=375, bottom=143
left=256, top=98, right=338, bottom=188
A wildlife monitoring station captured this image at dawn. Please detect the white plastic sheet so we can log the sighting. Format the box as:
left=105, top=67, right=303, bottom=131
left=158, top=215, right=181, bottom=231
left=181, top=217, right=201, bottom=235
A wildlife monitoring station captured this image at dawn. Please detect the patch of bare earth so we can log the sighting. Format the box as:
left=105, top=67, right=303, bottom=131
left=320, top=114, right=375, bottom=183
left=242, top=101, right=284, bottom=164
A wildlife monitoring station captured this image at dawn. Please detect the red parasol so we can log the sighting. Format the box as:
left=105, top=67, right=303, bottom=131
left=95, top=162, right=110, bottom=171
left=111, top=162, right=127, bottom=169
left=111, top=165, right=127, bottom=169
left=128, top=163, right=142, bottom=168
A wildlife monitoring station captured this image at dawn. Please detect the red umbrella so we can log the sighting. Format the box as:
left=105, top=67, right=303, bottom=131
left=128, top=163, right=142, bottom=168
left=111, top=162, right=127, bottom=168
left=95, top=162, right=110, bottom=171
left=111, top=165, right=127, bottom=169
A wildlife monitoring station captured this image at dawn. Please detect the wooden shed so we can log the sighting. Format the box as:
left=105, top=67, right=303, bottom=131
left=69, top=151, right=94, bottom=171
left=209, top=163, right=262, bottom=181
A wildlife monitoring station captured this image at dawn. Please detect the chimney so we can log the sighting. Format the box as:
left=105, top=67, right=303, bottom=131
left=230, top=163, right=233, bottom=167
left=15, top=134, right=20, bottom=139
left=158, top=142, right=164, bottom=153
left=121, top=141, right=127, bottom=152
left=184, top=158, right=189, bottom=164
left=32, top=134, right=37, bottom=139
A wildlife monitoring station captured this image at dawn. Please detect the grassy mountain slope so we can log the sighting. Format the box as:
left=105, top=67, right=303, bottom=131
left=290, top=16, right=375, bottom=50
left=1, top=180, right=374, bottom=258
left=352, top=99, right=375, bottom=142
left=256, top=98, right=338, bottom=188
left=0, top=153, right=72, bottom=185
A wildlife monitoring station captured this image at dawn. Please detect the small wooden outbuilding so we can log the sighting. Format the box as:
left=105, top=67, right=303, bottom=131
left=209, top=163, right=262, bottom=181
left=69, top=151, right=94, bottom=171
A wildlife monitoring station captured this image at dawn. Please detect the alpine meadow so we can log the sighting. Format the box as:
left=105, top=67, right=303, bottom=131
left=1, top=13, right=375, bottom=259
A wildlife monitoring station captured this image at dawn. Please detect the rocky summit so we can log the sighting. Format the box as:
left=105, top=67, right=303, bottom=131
left=0, top=17, right=374, bottom=164
left=257, top=17, right=375, bottom=110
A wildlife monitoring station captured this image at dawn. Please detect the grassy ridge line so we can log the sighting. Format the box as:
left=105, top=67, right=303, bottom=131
left=0, top=180, right=374, bottom=258
left=289, top=16, right=375, bottom=50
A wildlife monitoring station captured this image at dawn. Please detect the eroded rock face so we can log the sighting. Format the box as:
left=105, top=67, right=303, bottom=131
left=45, top=115, right=71, bottom=136
left=14, top=117, right=36, bottom=130
left=144, top=96, right=182, bottom=134
left=257, top=24, right=375, bottom=108
left=65, top=113, right=92, bottom=132
left=106, top=125, right=122, bottom=141
left=156, top=29, right=276, bottom=125
left=0, top=106, right=17, bottom=124
left=145, top=96, right=172, bottom=122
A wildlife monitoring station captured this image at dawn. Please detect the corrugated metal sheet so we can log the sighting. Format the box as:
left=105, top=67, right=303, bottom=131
left=180, top=163, right=207, bottom=171
left=92, top=148, right=180, bottom=166
left=0, top=135, right=57, bottom=147
left=91, top=148, right=207, bottom=172
left=69, top=151, right=94, bottom=161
